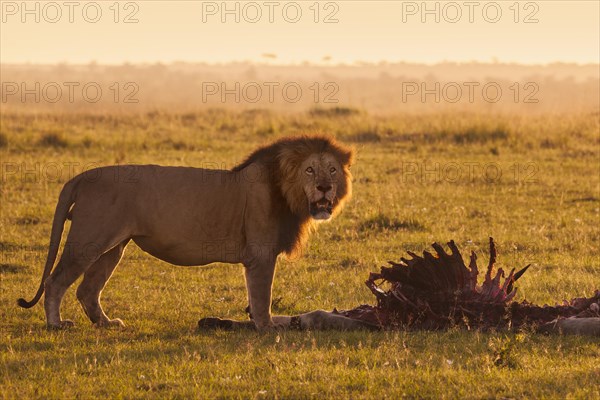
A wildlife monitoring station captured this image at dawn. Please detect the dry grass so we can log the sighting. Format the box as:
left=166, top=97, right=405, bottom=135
left=0, top=107, right=599, bottom=399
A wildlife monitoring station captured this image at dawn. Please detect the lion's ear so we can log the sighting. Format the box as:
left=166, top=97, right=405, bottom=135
left=340, top=146, right=355, bottom=168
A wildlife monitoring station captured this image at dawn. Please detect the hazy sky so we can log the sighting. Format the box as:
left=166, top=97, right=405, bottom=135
left=1, top=1, right=598, bottom=64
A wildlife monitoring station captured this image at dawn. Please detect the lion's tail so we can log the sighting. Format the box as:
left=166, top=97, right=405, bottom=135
left=17, top=176, right=80, bottom=309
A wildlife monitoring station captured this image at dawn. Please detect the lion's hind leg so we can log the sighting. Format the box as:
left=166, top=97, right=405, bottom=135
left=44, top=226, right=130, bottom=330
left=44, top=245, right=103, bottom=330
left=43, top=253, right=80, bottom=330
left=76, top=240, right=129, bottom=328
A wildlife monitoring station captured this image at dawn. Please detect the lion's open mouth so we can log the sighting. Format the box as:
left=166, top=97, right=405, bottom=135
left=309, top=198, right=333, bottom=220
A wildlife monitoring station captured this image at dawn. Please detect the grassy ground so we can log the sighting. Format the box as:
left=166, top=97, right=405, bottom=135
left=1, top=109, right=599, bottom=399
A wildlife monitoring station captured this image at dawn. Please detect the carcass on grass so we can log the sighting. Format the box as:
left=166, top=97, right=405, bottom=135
left=199, top=238, right=600, bottom=335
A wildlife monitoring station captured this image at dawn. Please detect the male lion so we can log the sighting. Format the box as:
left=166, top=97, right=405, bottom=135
left=18, top=135, right=354, bottom=331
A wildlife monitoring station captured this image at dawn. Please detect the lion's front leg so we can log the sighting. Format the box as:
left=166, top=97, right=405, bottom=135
left=243, top=259, right=276, bottom=331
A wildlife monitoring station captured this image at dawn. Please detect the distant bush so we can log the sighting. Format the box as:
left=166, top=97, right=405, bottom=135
left=242, top=108, right=272, bottom=117
left=180, top=112, right=197, bottom=124
left=359, top=214, right=426, bottom=232
left=38, top=132, right=69, bottom=148
left=392, top=125, right=511, bottom=145
left=345, top=130, right=382, bottom=143
left=0, top=133, right=7, bottom=148
left=309, top=106, right=361, bottom=117
left=160, top=138, right=191, bottom=150
left=0, top=263, right=29, bottom=274
left=15, top=216, right=40, bottom=225
left=449, top=126, right=509, bottom=144
left=81, top=137, right=94, bottom=148
left=254, top=123, right=277, bottom=137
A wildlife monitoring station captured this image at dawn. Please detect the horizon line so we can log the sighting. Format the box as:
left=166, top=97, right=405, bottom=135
left=2, top=60, right=599, bottom=68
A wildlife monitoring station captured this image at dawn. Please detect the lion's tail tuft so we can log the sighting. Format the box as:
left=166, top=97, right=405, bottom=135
left=17, top=297, right=36, bottom=308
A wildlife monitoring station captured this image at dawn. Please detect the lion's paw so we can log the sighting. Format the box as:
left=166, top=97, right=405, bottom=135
left=94, top=318, right=126, bottom=329
left=47, top=319, right=75, bottom=330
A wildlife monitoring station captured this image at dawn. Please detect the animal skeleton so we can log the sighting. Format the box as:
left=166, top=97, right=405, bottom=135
left=199, top=238, right=600, bottom=336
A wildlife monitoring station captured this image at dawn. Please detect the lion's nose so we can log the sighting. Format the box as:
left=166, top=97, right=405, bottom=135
left=316, top=184, right=332, bottom=193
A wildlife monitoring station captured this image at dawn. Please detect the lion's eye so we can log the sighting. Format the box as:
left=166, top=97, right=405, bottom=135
left=305, top=167, right=314, bottom=175
left=330, top=167, right=337, bottom=175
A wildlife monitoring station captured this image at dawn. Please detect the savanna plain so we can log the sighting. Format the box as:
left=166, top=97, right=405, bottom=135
left=1, top=64, right=599, bottom=399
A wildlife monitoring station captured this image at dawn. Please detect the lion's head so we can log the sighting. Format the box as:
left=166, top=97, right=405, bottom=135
left=233, top=135, right=354, bottom=254
left=276, top=136, right=354, bottom=221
